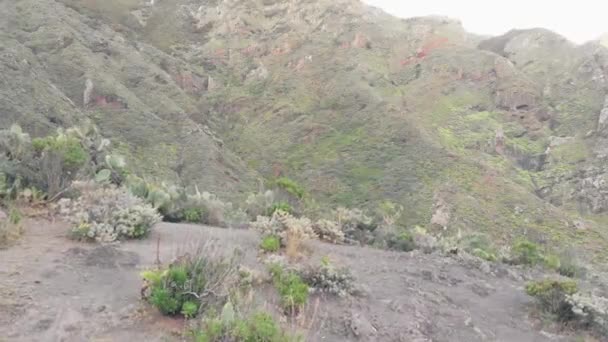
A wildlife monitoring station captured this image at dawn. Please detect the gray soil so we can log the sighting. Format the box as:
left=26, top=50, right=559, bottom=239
left=0, top=220, right=582, bottom=341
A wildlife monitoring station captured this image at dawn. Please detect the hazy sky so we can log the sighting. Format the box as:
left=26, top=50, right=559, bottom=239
left=362, top=0, right=607, bottom=43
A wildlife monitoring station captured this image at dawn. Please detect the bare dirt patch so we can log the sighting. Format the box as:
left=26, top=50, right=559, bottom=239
left=0, top=220, right=582, bottom=341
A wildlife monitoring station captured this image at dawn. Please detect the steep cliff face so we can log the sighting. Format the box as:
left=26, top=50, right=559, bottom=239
left=1, top=0, right=608, bottom=258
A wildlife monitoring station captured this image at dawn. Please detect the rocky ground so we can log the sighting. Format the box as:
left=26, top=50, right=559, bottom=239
left=0, top=220, right=598, bottom=341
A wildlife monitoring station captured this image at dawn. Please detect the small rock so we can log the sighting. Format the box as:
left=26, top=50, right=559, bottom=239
left=348, top=312, right=377, bottom=339
left=96, top=305, right=106, bottom=313
left=573, top=219, right=587, bottom=230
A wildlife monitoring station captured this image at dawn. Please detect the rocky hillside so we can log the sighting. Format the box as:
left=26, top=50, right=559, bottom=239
left=2, top=0, right=608, bottom=261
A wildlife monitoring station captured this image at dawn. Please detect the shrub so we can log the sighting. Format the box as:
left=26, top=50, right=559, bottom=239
left=245, top=190, right=275, bottom=218
left=385, top=231, right=416, bottom=252
left=266, top=202, right=293, bottom=216
left=194, top=303, right=296, bottom=342
left=260, top=235, right=281, bottom=253
left=1, top=123, right=122, bottom=198
left=313, top=219, right=345, bottom=244
left=59, top=182, right=160, bottom=242
left=526, top=279, right=578, bottom=321
left=333, top=207, right=376, bottom=245
left=556, top=251, right=583, bottom=278
left=224, top=207, right=249, bottom=229
left=0, top=207, right=23, bottom=246
left=127, top=179, right=238, bottom=227
left=251, top=210, right=317, bottom=247
left=300, top=260, right=356, bottom=297
left=142, top=243, right=241, bottom=318
left=32, top=135, right=88, bottom=170
left=472, top=248, right=497, bottom=262
left=543, top=253, right=561, bottom=270
left=270, top=265, right=309, bottom=314
left=376, top=200, right=403, bottom=229
left=461, top=234, right=497, bottom=262
left=510, top=239, right=543, bottom=265
left=183, top=207, right=205, bottom=223
left=274, top=177, right=305, bottom=200
left=566, top=292, right=608, bottom=336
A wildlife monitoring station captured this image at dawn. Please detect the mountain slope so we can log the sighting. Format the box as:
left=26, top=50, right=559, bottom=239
left=0, top=0, right=257, bottom=198
left=2, top=0, right=608, bottom=261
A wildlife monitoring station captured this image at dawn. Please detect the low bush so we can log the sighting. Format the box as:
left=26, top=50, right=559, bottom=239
left=333, top=207, right=376, bottom=245
left=274, top=177, right=305, bottom=200
left=472, top=248, right=497, bottom=262
left=127, top=178, right=240, bottom=228
left=556, top=251, right=583, bottom=278
left=193, top=302, right=297, bottom=342
left=526, top=279, right=608, bottom=335
left=269, top=264, right=309, bottom=315
left=385, top=231, right=416, bottom=252
left=526, top=279, right=578, bottom=321
left=300, top=259, right=356, bottom=297
left=566, top=292, right=608, bottom=336
left=461, top=234, right=497, bottom=262
left=142, top=243, right=241, bottom=318
left=509, top=238, right=544, bottom=265
left=183, top=207, right=205, bottom=223
left=245, top=190, right=275, bottom=219
left=0, top=123, right=125, bottom=198
left=260, top=235, right=281, bottom=253
left=59, top=182, right=160, bottom=242
left=251, top=210, right=317, bottom=247
left=0, top=207, right=23, bottom=246
left=312, top=219, right=345, bottom=244
left=266, top=202, right=293, bottom=216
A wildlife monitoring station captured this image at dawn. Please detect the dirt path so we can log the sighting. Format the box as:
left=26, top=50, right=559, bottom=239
left=0, top=220, right=576, bottom=341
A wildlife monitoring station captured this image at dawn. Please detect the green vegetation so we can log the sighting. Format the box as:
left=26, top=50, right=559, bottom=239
left=194, top=303, right=297, bottom=342
left=183, top=207, right=205, bottom=223
left=260, top=235, right=281, bottom=253
left=269, top=264, right=309, bottom=314
left=126, top=177, right=242, bottom=228
left=64, top=183, right=161, bottom=242
left=32, top=135, right=88, bottom=170
left=526, top=279, right=578, bottom=321
left=266, top=202, right=293, bottom=216
left=386, top=231, right=416, bottom=252
left=510, top=239, right=544, bottom=265
left=0, top=207, right=23, bottom=247
left=0, top=123, right=126, bottom=198
left=274, top=177, right=305, bottom=200
left=462, top=234, right=497, bottom=262
left=142, top=245, right=240, bottom=318
left=300, top=259, right=356, bottom=297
